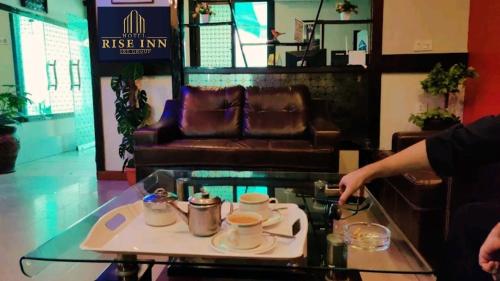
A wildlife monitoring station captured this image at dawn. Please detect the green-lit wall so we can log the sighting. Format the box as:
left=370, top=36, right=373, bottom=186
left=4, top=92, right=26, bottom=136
left=0, top=0, right=87, bottom=164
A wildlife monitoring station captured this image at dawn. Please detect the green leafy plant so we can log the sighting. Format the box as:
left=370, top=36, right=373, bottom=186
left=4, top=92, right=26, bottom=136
left=409, top=107, right=460, bottom=128
left=192, top=2, right=214, bottom=18
left=409, top=63, right=478, bottom=129
left=421, top=63, right=478, bottom=108
left=110, top=64, right=151, bottom=170
left=0, top=85, right=31, bottom=129
left=336, top=0, right=359, bottom=14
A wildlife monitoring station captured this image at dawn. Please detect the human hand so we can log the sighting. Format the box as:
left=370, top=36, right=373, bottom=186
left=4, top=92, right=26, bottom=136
left=338, top=166, right=373, bottom=205
left=479, top=223, right=500, bottom=280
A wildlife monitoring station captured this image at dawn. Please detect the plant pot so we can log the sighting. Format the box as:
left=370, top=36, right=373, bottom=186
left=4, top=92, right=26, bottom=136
left=340, top=12, right=351, bottom=20
left=422, top=118, right=459, bottom=131
left=200, top=14, right=210, bottom=24
left=124, top=167, right=137, bottom=186
left=0, top=126, right=20, bottom=174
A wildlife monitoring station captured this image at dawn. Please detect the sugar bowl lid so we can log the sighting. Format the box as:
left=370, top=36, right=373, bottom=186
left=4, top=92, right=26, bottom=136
left=188, top=192, right=221, bottom=205
left=143, top=188, right=177, bottom=204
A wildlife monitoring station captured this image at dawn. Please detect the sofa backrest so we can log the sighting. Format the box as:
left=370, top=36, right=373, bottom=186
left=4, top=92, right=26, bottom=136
left=243, top=86, right=309, bottom=138
left=179, top=85, right=244, bottom=137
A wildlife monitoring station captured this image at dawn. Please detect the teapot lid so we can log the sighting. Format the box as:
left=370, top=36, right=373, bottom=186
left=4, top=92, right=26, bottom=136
left=143, top=188, right=177, bottom=204
left=188, top=192, right=221, bottom=205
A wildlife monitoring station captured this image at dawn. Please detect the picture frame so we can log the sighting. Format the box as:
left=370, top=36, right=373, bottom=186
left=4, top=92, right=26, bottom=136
left=20, top=0, right=48, bottom=13
left=353, top=29, right=369, bottom=52
left=302, top=23, right=321, bottom=50
left=294, top=18, right=303, bottom=43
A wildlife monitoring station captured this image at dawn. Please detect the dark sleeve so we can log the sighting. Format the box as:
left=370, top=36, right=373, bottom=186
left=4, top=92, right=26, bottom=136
left=426, top=115, right=500, bottom=177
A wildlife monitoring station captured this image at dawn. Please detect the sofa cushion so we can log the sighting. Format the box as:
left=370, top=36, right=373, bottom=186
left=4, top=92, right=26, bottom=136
left=134, top=139, right=335, bottom=171
left=179, top=86, right=244, bottom=137
left=243, top=86, right=309, bottom=138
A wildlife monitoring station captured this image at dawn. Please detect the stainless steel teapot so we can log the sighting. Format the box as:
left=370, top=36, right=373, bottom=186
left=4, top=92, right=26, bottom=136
left=169, top=192, right=232, bottom=236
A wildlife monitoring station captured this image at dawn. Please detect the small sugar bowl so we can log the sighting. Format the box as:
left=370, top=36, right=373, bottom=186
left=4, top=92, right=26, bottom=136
left=143, top=188, right=177, bottom=227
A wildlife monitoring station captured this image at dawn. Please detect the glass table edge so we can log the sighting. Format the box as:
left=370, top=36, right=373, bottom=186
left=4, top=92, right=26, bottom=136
left=19, top=169, right=435, bottom=276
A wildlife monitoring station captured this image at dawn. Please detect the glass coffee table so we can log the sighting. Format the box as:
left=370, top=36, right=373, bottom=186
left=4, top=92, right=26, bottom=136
left=20, top=169, right=434, bottom=281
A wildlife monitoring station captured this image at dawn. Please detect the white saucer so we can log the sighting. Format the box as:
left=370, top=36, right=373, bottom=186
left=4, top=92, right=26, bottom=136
left=262, top=210, right=283, bottom=227
left=210, top=232, right=277, bottom=254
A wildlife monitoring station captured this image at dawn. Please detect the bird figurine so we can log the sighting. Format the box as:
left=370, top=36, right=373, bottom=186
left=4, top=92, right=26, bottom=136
left=270, top=29, right=285, bottom=43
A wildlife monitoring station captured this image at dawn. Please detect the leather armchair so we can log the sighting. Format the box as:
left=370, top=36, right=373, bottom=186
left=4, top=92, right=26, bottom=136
left=374, top=131, right=448, bottom=269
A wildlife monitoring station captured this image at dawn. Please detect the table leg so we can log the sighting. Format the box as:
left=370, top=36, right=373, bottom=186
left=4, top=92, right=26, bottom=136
left=96, top=255, right=152, bottom=281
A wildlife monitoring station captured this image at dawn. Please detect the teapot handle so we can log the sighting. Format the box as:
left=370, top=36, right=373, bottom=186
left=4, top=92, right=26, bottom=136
left=221, top=200, right=234, bottom=222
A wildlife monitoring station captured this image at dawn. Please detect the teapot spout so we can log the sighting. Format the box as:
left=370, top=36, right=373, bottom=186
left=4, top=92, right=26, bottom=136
left=168, top=201, right=189, bottom=224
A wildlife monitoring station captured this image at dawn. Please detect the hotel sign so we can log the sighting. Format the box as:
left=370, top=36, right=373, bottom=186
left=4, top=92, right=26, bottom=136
left=97, top=7, right=171, bottom=61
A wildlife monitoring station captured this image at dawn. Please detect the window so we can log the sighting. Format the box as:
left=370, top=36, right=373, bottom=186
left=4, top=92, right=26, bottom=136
left=193, top=1, right=270, bottom=68
left=13, top=14, right=74, bottom=116
left=234, top=1, right=268, bottom=67
left=199, top=4, right=232, bottom=67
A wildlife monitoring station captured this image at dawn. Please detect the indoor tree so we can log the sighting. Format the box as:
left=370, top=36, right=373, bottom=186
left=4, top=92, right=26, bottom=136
left=110, top=63, right=151, bottom=171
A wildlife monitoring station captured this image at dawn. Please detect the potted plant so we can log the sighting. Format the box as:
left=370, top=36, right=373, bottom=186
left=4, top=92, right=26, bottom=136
left=110, top=64, right=151, bottom=185
left=409, top=107, right=461, bottom=131
left=192, top=2, right=214, bottom=23
left=421, top=63, right=477, bottom=109
left=336, top=0, right=358, bottom=20
left=409, top=63, right=478, bottom=130
left=0, top=85, right=31, bottom=174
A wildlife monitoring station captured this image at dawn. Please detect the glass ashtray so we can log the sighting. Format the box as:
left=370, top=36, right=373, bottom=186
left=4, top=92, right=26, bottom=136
left=344, top=222, right=391, bottom=251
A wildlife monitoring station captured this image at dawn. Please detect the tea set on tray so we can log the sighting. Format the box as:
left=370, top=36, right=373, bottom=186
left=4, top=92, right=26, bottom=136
left=142, top=188, right=290, bottom=254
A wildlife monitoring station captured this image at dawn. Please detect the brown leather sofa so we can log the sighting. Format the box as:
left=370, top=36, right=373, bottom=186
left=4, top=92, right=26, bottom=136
left=133, top=85, right=341, bottom=181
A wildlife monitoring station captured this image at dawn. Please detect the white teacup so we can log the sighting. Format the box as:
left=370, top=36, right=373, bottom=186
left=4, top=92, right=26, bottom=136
left=239, top=193, right=278, bottom=221
left=226, top=212, right=263, bottom=250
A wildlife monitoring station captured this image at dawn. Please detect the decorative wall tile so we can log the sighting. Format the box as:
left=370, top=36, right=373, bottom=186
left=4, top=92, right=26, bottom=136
left=186, top=72, right=372, bottom=140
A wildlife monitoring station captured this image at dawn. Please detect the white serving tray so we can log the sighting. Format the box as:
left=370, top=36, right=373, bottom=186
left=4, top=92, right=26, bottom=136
left=81, top=201, right=308, bottom=260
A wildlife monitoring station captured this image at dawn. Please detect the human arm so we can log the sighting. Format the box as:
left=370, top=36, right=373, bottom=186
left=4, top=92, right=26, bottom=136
left=479, top=223, right=500, bottom=279
left=338, top=115, right=500, bottom=205
left=426, top=115, right=500, bottom=176
left=338, top=140, right=430, bottom=205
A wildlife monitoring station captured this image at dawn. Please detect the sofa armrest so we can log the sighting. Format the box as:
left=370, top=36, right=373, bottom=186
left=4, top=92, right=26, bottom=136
left=403, top=170, right=443, bottom=186
left=309, top=118, right=341, bottom=147
left=134, top=100, right=180, bottom=145
left=134, top=118, right=179, bottom=145
left=392, top=131, right=438, bottom=152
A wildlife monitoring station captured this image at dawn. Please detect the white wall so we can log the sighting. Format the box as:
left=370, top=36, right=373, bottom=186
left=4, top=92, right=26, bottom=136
left=379, top=0, right=470, bottom=150
left=379, top=74, right=443, bottom=149
left=0, top=0, right=86, bottom=22
left=0, top=1, right=87, bottom=163
left=101, top=76, right=173, bottom=171
left=383, top=0, right=469, bottom=55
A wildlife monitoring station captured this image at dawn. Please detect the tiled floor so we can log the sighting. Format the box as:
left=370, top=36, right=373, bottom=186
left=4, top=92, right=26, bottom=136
left=0, top=149, right=128, bottom=281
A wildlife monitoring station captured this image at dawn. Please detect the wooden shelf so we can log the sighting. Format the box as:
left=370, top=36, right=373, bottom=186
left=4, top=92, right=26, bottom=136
left=181, top=22, right=233, bottom=27
left=302, top=19, right=373, bottom=24
left=192, top=0, right=231, bottom=3
left=241, top=42, right=307, bottom=47
left=184, top=66, right=368, bottom=75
